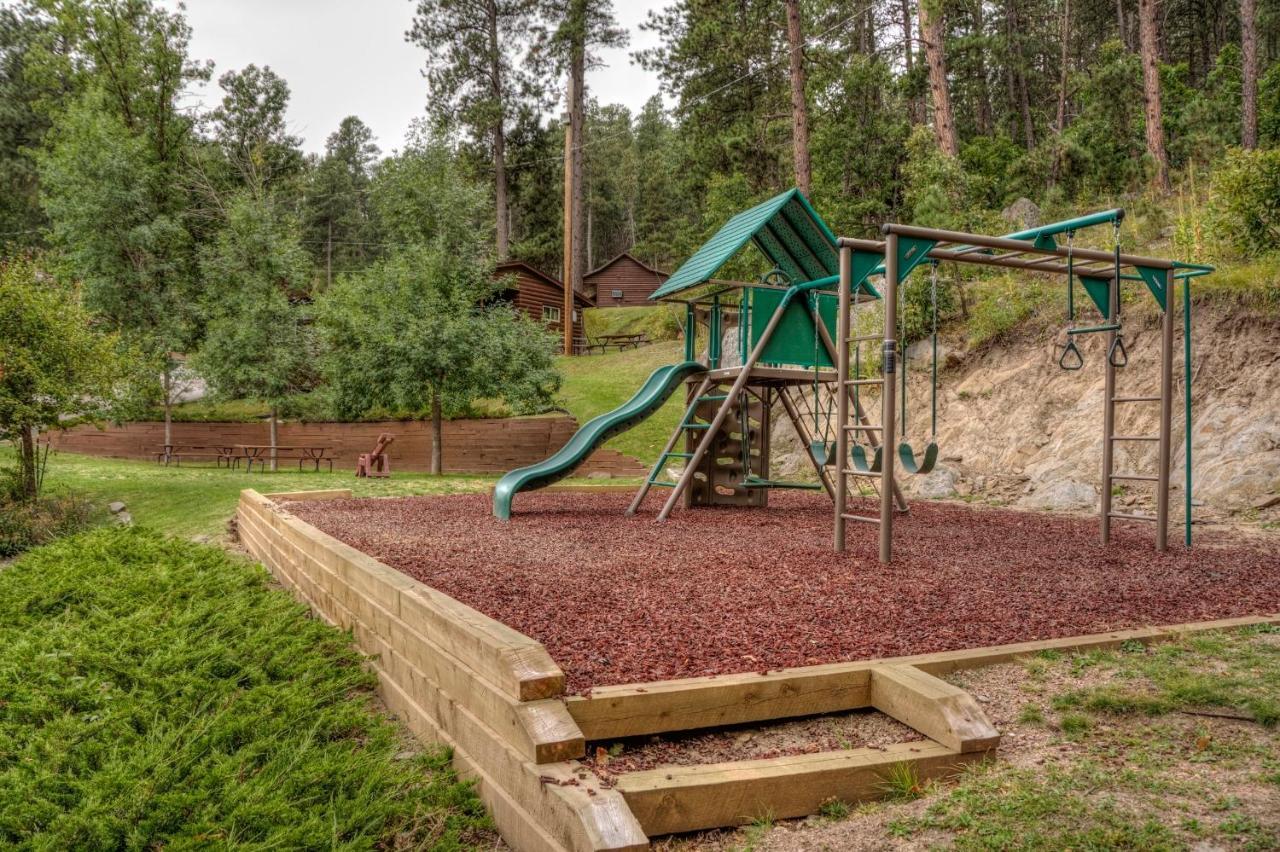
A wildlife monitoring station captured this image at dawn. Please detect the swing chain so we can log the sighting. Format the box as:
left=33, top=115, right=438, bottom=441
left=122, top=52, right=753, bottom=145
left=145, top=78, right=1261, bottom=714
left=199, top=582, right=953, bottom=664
left=1058, top=229, right=1084, bottom=371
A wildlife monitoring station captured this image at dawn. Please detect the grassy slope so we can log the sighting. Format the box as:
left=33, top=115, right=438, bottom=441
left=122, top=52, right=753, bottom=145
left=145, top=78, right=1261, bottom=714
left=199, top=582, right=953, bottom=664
left=0, top=527, right=493, bottom=849
left=555, top=339, right=688, bottom=463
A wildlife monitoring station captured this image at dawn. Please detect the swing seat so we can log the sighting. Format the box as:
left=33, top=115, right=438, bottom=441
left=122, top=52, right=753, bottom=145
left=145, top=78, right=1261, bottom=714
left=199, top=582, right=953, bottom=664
left=849, top=443, right=883, bottom=473
left=809, top=440, right=837, bottom=468
left=898, top=441, right=940, bottom=475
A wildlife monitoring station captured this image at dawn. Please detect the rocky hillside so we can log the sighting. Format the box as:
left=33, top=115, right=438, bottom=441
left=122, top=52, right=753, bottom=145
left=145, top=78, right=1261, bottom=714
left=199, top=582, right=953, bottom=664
left=772, top=304, right=1280, bottom=525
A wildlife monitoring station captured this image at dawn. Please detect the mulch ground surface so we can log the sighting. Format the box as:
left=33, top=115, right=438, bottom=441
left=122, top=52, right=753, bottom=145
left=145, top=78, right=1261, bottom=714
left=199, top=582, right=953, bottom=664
left=286, top=492, right=1280, bottom=695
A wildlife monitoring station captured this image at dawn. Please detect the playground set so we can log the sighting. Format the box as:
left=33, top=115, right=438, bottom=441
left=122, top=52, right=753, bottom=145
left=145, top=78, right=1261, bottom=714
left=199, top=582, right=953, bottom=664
left=494, top=188, right=1214, bottom=562
left=232, top=192, right=1280, bottom=852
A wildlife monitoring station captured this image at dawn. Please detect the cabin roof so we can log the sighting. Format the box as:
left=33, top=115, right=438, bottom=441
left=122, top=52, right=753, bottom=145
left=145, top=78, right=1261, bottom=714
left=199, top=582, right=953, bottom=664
left=583, top=251, right=668, bottom=280
left=494, top=260, right=594, bottom=306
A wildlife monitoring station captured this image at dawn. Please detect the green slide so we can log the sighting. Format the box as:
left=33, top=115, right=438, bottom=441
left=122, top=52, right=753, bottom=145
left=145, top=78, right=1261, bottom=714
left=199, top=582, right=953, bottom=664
left=493, top=361, right=705, bottom=520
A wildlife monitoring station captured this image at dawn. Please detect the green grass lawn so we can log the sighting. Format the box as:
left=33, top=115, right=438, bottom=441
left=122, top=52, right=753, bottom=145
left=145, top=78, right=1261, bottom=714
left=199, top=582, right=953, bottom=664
left=0, top=527, right=494, bottom=849
left=42, top=453, right=500, bottom=540
left=555, top=339, right=688, bottom=462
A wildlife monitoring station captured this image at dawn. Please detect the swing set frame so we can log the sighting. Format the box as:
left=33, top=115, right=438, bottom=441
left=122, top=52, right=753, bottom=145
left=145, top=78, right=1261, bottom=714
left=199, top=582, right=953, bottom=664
left=639, top=189, right=1212, bottom=564
left=836, top=212, right=1212, bottom=562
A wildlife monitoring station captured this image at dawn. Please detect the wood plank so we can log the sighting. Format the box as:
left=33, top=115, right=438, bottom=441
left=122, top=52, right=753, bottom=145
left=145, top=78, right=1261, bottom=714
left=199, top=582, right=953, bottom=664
left=616, top=741, right=985, bottom=836
left=245, top=493, right=583, bottom=764
left=567, top=668, right=872, bottom=740
left=568, top=613, right=1280, bottom=738
left=869, top=665, right=999, bottom=753
left=262, top=489, right=353, bottom=501
left=245, top=490, right=565, bottom=701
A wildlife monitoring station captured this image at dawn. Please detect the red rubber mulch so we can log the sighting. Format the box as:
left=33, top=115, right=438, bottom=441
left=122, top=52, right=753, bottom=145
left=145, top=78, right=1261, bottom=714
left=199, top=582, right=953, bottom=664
left=286, top=492, right=1280, bottom=695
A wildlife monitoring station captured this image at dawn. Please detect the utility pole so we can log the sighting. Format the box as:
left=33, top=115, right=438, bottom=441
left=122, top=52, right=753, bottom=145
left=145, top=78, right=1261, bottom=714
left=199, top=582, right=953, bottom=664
left=562, top=74, right=575, bottom=357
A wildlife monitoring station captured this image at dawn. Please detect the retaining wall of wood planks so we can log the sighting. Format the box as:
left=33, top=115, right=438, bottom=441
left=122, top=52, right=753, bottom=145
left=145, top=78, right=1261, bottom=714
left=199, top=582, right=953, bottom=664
left=237, top=488, right=649, bottom=852
left=49, top=417, right=646, bottom=476
left=237, top=488, right=1280, bottom=848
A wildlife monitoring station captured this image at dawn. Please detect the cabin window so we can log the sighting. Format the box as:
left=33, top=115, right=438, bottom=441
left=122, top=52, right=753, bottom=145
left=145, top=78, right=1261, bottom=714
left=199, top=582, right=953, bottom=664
left=611, top=289, right=624, bottom=300
left=542, top=305, right=561, bottom=324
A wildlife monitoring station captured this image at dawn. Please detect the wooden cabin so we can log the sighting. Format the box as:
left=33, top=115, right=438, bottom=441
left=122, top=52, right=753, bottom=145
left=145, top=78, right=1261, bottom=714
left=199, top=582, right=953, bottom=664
left=493, top=260, right=593, bottom=338
left=583, top=252, right=669, bottom=308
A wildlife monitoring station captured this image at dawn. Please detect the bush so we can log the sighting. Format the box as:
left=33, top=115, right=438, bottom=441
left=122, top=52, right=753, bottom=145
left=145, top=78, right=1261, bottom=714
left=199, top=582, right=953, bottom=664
left=1210, top=147, right=1280, bottom=257
left=0, top=494, right=95, bottom=558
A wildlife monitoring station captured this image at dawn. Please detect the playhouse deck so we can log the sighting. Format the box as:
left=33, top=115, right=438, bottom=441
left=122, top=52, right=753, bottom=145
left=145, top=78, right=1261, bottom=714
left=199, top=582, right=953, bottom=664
left=238, top=488, right=1280, bottom=851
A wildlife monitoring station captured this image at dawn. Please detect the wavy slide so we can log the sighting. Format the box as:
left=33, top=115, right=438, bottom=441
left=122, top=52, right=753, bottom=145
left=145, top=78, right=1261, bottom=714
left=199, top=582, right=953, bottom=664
left=493, top=361, right=705, bottom=520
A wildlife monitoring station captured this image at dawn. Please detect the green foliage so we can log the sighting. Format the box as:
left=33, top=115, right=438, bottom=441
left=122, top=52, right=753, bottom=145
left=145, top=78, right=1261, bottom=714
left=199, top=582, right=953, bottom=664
left=1058, top=41, right=1148, bottom=197
left=0, top=255, right=128, bottom=498
left=189, top=193, right=316, bottom=410
left=0, top=526, right=492, bottom=847
left=302, top=116, right=380, bottom=279
left=965, top=274, right=1052, bottom=348
left=902, top=127, right=969, bottom=231
left=320, top=246, right=560, bottom=425
left=1209, top=147, right=1280, bottom=257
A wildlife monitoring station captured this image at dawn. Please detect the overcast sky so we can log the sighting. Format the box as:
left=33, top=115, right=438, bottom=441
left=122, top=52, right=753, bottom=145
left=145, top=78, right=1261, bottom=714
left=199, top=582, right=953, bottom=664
left=160, top=0, right=667, bottom=155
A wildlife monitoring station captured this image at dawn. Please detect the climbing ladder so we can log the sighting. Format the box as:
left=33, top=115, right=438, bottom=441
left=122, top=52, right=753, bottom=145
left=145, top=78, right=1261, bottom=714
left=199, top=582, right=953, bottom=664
left=1100, top=269, right=1176, bottom=550
left=627, top=376, right=714, bottom=513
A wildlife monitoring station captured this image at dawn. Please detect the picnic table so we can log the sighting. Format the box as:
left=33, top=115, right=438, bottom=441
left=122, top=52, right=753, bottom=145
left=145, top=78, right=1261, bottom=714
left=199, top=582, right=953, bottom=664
left=597, top=333, right=650, bottom=350
left=155, top=444, right=239, bottom=468
left=231, top=445, right=335, bottom=472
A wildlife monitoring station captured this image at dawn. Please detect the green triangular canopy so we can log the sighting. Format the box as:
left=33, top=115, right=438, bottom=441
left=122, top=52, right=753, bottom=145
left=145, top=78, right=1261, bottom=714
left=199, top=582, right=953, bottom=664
left=649, top=188, right=839, bottom=300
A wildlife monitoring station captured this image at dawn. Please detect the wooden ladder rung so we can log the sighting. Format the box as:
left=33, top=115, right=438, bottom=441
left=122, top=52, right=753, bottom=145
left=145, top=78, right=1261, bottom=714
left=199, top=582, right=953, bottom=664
left=841, top=513, right=881, bottom=524
left=847, top=334, right=882, bottom=343
left=1112, top=396, right=1161, bottom=403
left=1109, top=473, right=1158, bottom=482
left=844, top=379, right=883, bottom=386
left=1108, top=512, right=1158, bottom=522
left=841, top=469, right=883, bottom=478
left=1110, top=435, right=1159, bottom=442
left=843, top=424, right=882, bottom=431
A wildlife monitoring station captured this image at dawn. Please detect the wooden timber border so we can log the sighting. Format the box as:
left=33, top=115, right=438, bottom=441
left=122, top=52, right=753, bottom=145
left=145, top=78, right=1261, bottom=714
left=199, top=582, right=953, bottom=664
left=237, top=488, right=1280, bottom=848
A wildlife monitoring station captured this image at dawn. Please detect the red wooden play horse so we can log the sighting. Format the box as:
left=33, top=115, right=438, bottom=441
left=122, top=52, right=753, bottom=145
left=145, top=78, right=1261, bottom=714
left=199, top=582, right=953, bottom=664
left=356, top=433, right=394, bottom=478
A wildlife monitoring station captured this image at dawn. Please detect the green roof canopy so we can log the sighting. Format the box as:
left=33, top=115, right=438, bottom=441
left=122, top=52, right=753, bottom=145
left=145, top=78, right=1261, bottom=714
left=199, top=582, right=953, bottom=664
left=649, top=188, right=840, bottom=300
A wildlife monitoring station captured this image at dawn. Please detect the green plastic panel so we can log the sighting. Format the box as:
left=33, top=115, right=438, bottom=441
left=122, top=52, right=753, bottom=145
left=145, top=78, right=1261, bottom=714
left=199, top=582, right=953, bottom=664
left=1079, top=275, right=1112, bottom=317
left=749, top=287, right=839, bottom=368
left=1136, top=265, right=1167, bottom=311
left=651, top=188, right=839, bottom=300
left=896, top=237, right=937, bottom=281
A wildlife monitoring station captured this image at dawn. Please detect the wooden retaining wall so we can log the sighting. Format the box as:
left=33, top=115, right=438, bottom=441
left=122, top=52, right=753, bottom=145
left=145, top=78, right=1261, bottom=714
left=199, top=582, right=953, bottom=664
left=49, top=418, right=646, bottom=476
left=237, top=489, right=1280, bottom=848
left=237, top=489, right=649, bottom=852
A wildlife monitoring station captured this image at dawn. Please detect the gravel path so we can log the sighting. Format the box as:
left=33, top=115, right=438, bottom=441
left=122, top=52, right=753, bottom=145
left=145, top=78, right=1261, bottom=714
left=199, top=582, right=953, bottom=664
left=287, top=492, right=1280, bottom=695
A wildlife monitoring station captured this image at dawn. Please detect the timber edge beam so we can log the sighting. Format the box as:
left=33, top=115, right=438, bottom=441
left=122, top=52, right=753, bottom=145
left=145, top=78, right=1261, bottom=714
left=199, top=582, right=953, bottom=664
left=566, top=613, right=1280, bottom=741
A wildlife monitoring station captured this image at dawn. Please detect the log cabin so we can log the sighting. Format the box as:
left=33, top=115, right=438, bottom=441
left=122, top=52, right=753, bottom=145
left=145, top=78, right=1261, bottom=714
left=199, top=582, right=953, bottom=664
left=582, top=252, right=669, bottom=308
left=493, top=260, right=593, bottom=338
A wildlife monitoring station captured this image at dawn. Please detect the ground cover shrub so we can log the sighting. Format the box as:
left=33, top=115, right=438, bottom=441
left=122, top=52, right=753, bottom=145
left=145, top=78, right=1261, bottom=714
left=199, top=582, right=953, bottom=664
left=0, top=527, right=491, bottom=848
left=0, top=493, right=95, bottom=558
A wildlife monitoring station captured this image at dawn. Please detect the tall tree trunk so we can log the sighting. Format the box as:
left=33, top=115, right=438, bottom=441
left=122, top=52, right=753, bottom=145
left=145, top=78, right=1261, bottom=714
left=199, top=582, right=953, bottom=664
left=784, top=0, right=812, bottom=195
left=488, top=2, right=510, bottom=261
left=18, top=424, right=37, bottom=500
left=569, top=42, right=586, bottom=297
left=1116, top=0, right=1128, bottom=49
left=562, top=78, right=575, bottom=357
left=973, top=0, right=993, bottom=134
left=1008, top=0, right=1036, bottom=149
left=919, top=0, right=959, bottom=156
left=901, top=0, right=922, bottom=123
left=1137, top=0, right=1171, bottom=192
left=1055, top=0, right=1070, bottom=135
left=326, top=219, right=333, bottom=288
left=269, top=406, right=278, bottom=473
left=162, top=363, right=173, bottom=456
left=1051, top=0, right=1071, bottom=185
left=1242, top=0, right=1259, bottom=149
left=430, top=391, right=443, bottom=475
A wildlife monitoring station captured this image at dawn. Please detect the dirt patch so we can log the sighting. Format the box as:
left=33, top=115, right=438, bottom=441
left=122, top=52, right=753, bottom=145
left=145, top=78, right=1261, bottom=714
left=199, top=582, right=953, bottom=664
left=287, top=491, right=1280, bottom=695
left=583, top=709, right=924, bottom=783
